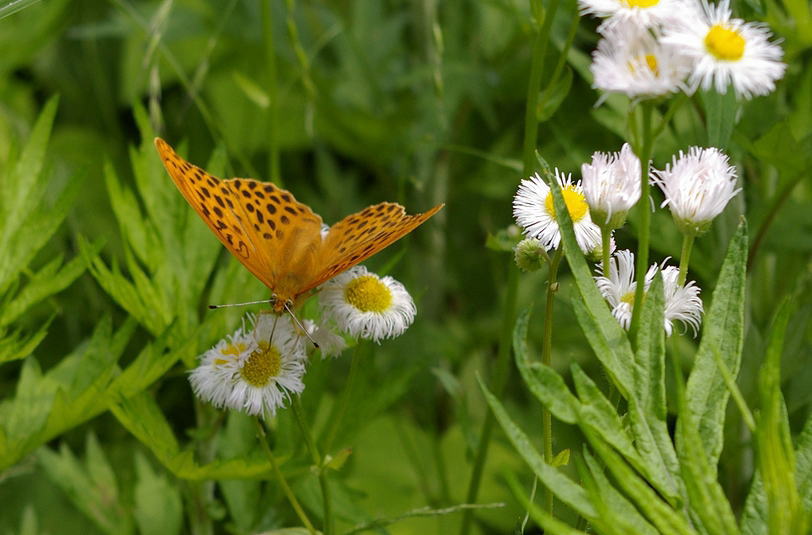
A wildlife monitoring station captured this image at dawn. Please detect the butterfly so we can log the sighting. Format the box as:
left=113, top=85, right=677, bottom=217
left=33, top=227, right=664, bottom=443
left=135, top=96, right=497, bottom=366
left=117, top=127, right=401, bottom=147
left=155, top=138, right=443, bottom=313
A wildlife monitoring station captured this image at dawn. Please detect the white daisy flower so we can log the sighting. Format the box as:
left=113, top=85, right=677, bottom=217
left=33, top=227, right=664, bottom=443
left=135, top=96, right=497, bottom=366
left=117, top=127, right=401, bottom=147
left=579, top=0, right=685, bottom=32
left=660, top=266, right=703, bottom=336
left=189, top=314, right=306, bottom=417
left=513, top=170, right=602, bottom=254
left=591, top=25, right=691, bottom=99
left=651, top=146, right=740, bottom=236
left=595, top=249, right=657, bottom=330
left=300, top=319, right=347, bottom=358
left=581, top=143, right=642, bottom=228
left=595, top=250, right=703, bottom=335
left=319, top=266, right=416, bottom=343
left=660, top=0, right=785, bottom=99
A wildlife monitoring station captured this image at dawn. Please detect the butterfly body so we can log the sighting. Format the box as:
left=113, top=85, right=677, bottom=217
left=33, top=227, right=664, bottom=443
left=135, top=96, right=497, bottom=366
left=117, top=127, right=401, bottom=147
left=154, top=138, right=443, bottom=312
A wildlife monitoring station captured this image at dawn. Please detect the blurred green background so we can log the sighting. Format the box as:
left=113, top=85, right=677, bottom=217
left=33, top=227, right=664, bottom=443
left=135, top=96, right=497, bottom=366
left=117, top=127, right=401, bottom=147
left=0, top=0, right=811, bottom=533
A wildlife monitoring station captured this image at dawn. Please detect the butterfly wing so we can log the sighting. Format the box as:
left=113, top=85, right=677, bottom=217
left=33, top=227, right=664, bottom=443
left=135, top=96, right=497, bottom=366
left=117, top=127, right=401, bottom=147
left=302, top=202, right=444, bottom=293
left=154, top=138, right=323, bottom=302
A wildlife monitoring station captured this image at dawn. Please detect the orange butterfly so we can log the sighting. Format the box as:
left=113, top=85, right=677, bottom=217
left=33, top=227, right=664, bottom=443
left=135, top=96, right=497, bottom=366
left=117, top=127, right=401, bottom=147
left=155, top=138, right=443, bottom=313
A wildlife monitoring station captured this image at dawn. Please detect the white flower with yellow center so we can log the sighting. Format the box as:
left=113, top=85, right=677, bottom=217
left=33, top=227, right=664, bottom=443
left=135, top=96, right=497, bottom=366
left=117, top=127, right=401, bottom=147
left=189, top=314, right=306, bottom=417
left=319, top=266, right=416, bottom=343
left=594, top=249, right=657, bottom=330
left=651, top=146, right=740, bottom=236
left=581, top=143, right=642, bottom=228
left=595, top=250, right=703, bottom=335
left=660, top=266, right=703, bottom=336
left=579, top=0, right=684, bottom=32
left=513, top=170, right=602, bottom=254
left=661, top=0, right=785, bottom=99
left=300, top=319, right=347, bottom=358
left=591, top=25, right=691, bottom=98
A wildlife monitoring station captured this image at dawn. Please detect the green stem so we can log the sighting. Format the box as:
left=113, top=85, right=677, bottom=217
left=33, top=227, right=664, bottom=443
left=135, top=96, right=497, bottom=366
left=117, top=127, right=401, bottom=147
left=521, top=0, right=559, bottom=173
left=261, top=0, right=281, bottom=186
left=541, top=248, right=563, bottom=514
left=677, top=234, right=695, bottom=286
left=600, top=227, right=612, bottom=277
left=458, top=266, right=519, bottom=535
left=292, top=397, right=333, bottom=535
left=629, top=102, right=654, bottom=343
left=254, top=418, right=316, bottom=534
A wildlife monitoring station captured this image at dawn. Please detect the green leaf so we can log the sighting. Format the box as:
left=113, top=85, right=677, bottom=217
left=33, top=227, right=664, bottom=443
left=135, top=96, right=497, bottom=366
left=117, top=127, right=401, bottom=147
left=134, top=452, right=183, bottom=535
left=675, top=369, right=739, bottom=535
left=504, top=469, right=589, bottom=535
left=37, top=433, right=134, bottom=535
left=538, top=67, right=573, bottom=122
left=580, top=451, right=659, bottom=535
left=513, top=308, right=579, bottom=424
left=585, top=430, right=696, bottom=535
left=703, top=89, right=738, bottom=148
left=684, top=221, right=747, bottom=469
left=478, top=375, right=597, bottom=519
left=756, top=299, right=810, bottom=534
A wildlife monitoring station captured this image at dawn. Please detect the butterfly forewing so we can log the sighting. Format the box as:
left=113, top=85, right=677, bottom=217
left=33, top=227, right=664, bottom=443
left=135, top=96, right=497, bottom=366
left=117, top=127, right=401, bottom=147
left=308, top=202, right=444, bottom=290
left=155, top=138, right=323, bottom=300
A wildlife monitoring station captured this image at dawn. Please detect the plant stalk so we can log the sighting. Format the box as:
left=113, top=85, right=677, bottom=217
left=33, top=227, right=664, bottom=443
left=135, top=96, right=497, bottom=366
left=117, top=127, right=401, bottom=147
left=254, top=418, right=316, bottom=534
left=541, top=247, right=563, bottom=514
left=678, top=233, right=694, bottom=286
left=629, top=102, right=654, bottom=343
left=292, top=397, right=333, bottom=535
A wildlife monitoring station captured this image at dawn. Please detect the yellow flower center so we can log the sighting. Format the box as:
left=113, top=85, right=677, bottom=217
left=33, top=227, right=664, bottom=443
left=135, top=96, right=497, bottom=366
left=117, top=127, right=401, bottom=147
left=240, top=342, right=281, bottom=387
left=344, top=275, right=392, bottom=313
left=621, top=291, right=636, bottom=306
left=215, top=342, right=247, bottom=365
left=705, top=24, right=745, bottom=61
left=622, top=0, right=660, bottom=7
left=628, top=54, right=659, bottom=76
left=544, top=186, right=589, bottom=223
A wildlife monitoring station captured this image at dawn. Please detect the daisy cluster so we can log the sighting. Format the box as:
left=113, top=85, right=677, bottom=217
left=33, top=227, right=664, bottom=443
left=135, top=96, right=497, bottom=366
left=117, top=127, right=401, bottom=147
left=513, top=143, right=740, bottom=336
left=190, top=265, right=416, bottom=417
left=584, top=0, right=785, bottom=100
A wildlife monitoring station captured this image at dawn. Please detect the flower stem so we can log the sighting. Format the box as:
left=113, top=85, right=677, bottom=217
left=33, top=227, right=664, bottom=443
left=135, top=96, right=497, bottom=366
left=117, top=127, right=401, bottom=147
left=291, top=397, right=333, bottom=535
left=678, top=234, right=695, bottom=286
left=629, top=102, right=654, bottom=343
left=459, top=265, right=519, bottom=535
left=254, top=417, right=316, bottom=534
left=600, top=226, right=612, bottom=277
left=521, top=0, right=559, bottom=173
left=541, top=247, right=563, bottom=514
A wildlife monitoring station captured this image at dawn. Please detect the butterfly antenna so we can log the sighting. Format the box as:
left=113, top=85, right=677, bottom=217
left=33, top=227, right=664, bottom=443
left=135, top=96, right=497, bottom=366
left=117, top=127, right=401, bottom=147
left=284, top=302, right=320, bottom=349
left=268, top=314, right=279, bottom=345
left=208, top=299, right=274, bottom=309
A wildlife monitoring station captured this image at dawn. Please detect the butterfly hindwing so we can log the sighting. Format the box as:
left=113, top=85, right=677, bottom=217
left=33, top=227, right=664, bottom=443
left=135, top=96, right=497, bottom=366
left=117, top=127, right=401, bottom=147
left=308, top=202, right=444, bottom=291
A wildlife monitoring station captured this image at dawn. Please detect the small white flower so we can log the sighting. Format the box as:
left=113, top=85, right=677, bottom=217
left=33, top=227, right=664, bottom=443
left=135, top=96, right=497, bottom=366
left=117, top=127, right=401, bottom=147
left=595, top=250, right=703, bottom=335
left=189, top=314, right=306, bottom=417
left=660, top=266, right=703, bottom=336
left=319, top=266, right=416, bottom=343
left=581, top=143, right=642, bottom=228
left=591, top=25, right=691, bottom=98
left=579, top=0, right=685, bottom=32
left=595, top=249, right=657, bottom=330
left=651, top=146, right=740, bottom=235
left=300, top=319, right=347, bottom=358
left=661, top=0, right=785, bottom=99
left=513, top=170, right=602, bottom=254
